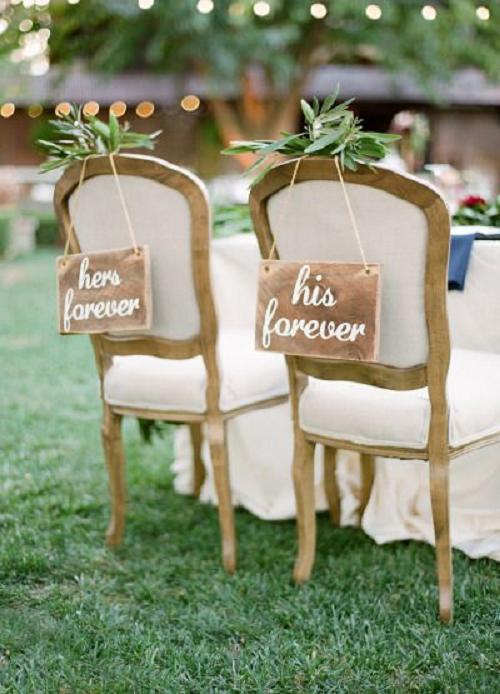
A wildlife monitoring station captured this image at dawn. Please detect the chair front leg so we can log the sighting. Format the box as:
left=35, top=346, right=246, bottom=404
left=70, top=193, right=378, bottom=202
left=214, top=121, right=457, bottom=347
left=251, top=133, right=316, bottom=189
left=207, top=414, right=236, bottom=574
left=429, top=452, right=453, bottom=623
left=323, top=446, right=340, bottom=526
left=101, top=404, right=126, bottom=546
left=189, top=422, right=206, bottom=497
left=293, top=432, right=316, bottom=584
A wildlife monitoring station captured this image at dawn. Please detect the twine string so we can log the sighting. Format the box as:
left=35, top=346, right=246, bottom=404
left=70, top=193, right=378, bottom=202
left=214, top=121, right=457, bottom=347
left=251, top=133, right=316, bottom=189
left=267, top=154, right=370, bottom=275
left=62, top=156, right=89, bottom=264
left=108, top=152, right=139, bottom=255
left=268, top=156, right=303, bottom=260
left=62, top=152, right=139, bottom=264
left=333, top=155, right=369, bottom=274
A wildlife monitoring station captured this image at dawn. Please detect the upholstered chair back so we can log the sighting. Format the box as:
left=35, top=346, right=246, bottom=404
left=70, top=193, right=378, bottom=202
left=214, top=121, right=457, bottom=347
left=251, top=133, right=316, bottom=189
left=250, top=159, right=450, bottom=370
left=56, top=154, right=211, bottom=344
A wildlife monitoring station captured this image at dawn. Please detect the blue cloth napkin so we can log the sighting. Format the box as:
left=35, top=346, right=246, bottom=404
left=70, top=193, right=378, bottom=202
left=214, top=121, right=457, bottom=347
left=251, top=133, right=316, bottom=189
left=448, top=233, right=475, bottom=291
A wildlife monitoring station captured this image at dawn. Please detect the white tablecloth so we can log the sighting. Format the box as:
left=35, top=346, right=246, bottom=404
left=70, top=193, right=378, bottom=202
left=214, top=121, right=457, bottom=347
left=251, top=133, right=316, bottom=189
left=173, top=234, right=500, bottom=561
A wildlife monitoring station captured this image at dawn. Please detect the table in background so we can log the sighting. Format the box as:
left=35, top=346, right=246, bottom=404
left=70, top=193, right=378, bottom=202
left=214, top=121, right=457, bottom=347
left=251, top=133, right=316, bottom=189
left=173, top=233, right=500, bottom=561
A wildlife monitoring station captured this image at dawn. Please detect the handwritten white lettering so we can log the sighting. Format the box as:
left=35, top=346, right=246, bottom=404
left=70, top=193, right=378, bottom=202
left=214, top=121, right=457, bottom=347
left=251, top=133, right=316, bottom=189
left=292, top=264, right=337, bottom=308
left=78, top=256, right=121, bottom=291
left=261, top=264, right=366, bottom=349
left=63, top=286, right=140, bottom=333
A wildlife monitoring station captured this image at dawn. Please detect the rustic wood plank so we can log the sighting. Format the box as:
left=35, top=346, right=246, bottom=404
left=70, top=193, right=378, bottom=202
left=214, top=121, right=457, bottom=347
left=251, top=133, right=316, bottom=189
left=255, top=260, right=381, bottom=361
left=57, top=245, right=151, bottom=335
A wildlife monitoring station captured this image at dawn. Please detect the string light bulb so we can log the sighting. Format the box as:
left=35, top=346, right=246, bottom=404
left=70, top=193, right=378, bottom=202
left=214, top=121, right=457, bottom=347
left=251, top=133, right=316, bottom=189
left=0, top=19, right=8, bottom=34
left=0, top=103, right=15, bottom=118
left=83, top=101, right=99, bottom=117
left=181, top=94, right=200, bottom=112
left=421, top=5, right=437, bottom=20
left=228, top=2, right=245, bottom=16
left=110, top=101, right=127, bottom=117
left=476, top=5, right=490, bottom=20
left=19, top=19, right=33, bottom=32
left=27, top=104, right=43, bottom=118
left=196, top=0, right=214, bottom=13
left=67, top=0, right=80, bottom=4
left=138, top=0, right=154, bottom=8
left=365, top=4, right=382, bottom=20
left=55, top=102, right=71, bottom=117
left=253, top=1, right=271, bottom=17
left=136, top=101, right=155, bottom=118
left=310, top=3, right=327, bottom=19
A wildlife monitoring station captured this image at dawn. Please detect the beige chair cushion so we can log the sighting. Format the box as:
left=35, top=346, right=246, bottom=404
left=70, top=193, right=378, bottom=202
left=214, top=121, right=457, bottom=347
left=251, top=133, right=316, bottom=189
left=103, top=330, right=288, bottom=414
left=299, top=349, right=500, bottom=449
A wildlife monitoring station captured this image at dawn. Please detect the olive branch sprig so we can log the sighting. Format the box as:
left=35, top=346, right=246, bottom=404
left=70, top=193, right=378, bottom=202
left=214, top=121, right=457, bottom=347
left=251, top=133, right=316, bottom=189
left=223, top=88, right=400, bottom=186
left=37, top=104, right=161, bottom=173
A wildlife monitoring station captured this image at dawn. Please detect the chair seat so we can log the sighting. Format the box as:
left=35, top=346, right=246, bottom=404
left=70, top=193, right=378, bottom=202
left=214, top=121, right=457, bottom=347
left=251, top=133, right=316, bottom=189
left=104, top=330, right=288, bottom=414
left=299, top=348, right=500, bottom=450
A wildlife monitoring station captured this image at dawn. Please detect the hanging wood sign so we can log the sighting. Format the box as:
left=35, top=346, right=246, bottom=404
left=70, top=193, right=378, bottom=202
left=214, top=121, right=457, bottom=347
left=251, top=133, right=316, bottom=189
left=57, top=246, right=152, bottom=335
left=255, top=260, right=381, bottom=361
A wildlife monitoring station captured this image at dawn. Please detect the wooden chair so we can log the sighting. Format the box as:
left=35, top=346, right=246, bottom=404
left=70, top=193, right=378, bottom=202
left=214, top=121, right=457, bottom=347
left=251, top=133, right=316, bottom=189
left=54, top=154, right=288, bottom=572
left=249, top=157, right=499, bottom=622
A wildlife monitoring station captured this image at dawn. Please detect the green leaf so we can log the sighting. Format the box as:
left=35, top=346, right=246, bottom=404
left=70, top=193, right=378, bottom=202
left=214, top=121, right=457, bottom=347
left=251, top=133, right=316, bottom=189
left=362, top=132, right=401, bottom=143
left=304, top=128, right=342, bottom=154
left=343, top=154, right=358, bottom=171
left=320, top=87, right=339, bottom=114
left=258, top=133, right=304, bottom=156
left=300, top=99, right=315, bottom=125
left=109, top=112, right=120, bottom=152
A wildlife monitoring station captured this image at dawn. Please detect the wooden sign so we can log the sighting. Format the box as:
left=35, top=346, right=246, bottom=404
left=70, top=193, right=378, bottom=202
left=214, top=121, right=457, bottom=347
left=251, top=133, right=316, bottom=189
left=57, top=246, right=152, bottom=335
left=255, top=260, right=381, bottom=361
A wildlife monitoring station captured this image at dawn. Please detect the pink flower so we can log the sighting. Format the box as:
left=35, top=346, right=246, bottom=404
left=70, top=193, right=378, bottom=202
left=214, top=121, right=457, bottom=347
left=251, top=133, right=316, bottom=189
left=460, top=195, right=487, bottom=207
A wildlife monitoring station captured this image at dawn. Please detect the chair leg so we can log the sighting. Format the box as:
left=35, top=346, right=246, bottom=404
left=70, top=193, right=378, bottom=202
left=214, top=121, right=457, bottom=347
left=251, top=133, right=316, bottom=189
left=359, top=453, right=375, bottom=523
left=207, top=415, right=236, bottom=574
left=323, top=446, right=340, bottom=526
left=293, top=433, right=316, bottom=584
left=189, top=422, right=206, bottom=497
left=429, top=453, right=453, bottom=623
left=101, top=404, right=126, bottom=546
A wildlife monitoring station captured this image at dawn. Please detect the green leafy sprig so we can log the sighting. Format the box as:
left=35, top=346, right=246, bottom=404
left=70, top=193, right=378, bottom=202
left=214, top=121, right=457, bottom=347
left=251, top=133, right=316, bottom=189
left=453, top=195, right=500, bottom=228
left=37, top=104, right=161, bottom=173
left=223, top=89, right=400, bottom=186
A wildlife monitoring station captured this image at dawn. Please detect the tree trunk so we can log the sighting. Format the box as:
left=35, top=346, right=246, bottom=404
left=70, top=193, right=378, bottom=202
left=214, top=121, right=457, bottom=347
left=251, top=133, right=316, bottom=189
left=209, top=66, right=307, bottom=170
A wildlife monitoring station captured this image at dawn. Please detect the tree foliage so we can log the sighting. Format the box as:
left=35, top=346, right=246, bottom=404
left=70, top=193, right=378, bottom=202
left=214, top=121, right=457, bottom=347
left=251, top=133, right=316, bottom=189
left=0, top=0, right=498, bottom=88
left=0, top=0, right=498, bottom=163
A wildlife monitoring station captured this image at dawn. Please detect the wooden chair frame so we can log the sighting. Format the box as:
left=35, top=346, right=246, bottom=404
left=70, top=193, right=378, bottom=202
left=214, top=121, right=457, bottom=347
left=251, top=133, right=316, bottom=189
left=249, top=157, right=465, bottom=622
left=54, top=154, right=287, bottom=573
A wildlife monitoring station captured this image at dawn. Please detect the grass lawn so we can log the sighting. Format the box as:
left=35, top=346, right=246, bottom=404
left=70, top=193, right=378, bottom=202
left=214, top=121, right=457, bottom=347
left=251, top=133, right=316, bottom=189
left=1, top=250, right=499, bottom=693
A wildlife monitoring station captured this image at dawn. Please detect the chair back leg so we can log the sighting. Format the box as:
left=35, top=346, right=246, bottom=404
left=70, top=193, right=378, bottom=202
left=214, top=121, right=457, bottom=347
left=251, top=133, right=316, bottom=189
left=359, top=453, right=375, bottom=523
left=207, top=415, right=236, bottom=574
left=189, top=422, right=206, bottom=497
left=323, top=446, right=340, bottom=526
left=101, top=404, right=126, bottom=546
left=293, top=435, right=317, bottom=584
left=429, top=453, right=453, bottom=623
